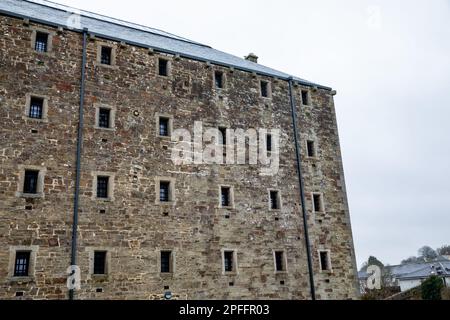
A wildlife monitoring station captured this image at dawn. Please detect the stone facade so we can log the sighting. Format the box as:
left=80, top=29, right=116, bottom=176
left=0, top=13, right=359, bottom=300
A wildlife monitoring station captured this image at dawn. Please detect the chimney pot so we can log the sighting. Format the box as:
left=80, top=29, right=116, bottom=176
left=245, top=53, right=258, bottom=63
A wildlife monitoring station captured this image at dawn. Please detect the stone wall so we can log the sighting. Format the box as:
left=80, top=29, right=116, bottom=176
left=0, top=14, right=359, bottom=300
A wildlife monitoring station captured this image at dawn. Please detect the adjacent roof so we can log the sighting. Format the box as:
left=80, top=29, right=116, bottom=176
left=359, top=259, right=450, bottom=281
left=0, top=0, right=332, bottom=90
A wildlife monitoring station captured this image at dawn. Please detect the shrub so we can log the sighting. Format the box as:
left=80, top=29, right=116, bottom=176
left=421, top=276, right=444, bottom=300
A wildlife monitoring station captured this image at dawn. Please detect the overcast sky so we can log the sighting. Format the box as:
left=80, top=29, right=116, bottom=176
left=53, top=0, right=450, bottom=267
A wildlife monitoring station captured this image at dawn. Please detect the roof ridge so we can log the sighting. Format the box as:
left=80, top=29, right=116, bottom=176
left=23, top=0, right=211, bottom=48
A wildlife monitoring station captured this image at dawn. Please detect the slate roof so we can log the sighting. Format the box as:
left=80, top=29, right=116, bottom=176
left=0, top=0, right=332, bottom=90
left=358, top=259, right=450, bottom=281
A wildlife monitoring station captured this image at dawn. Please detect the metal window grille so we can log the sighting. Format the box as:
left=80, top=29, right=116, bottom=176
left=14, top=252, right=31, bottom=277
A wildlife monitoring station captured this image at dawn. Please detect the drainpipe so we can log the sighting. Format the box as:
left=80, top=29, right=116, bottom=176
left=288, top=77, right=316, bottom=300
left=69, top=27, right=88, bottom=300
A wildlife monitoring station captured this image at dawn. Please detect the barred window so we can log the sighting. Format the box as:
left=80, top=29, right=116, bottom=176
left=224, top=251, right=234, bottom=272
left=35, top=32, right=48, bottom=52
left=97, top=176, right=109, bottom=199
left=14, top=251, right=31, bottom=277
left=99, top=108, right=110, bottom=128
left=29, top=97, right=44, bottom=119
left=160, top=181, right=170, bottom=202
left=101, top=46, right=112, bottom=65
left=160, top=251, right=172, bottom=273
left=93, top=251, right=107, bottom=275
left=159, top=117, right=169, bottom=137
left=23, top=170, right=39, bottom=194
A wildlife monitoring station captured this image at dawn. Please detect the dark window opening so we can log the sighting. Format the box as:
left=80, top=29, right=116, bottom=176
left=23, top=170, right=39, bottom=194
left=270, top=191, right=279, bottom=210
left=302, top=90, right=310, bottom=105
left=261, top=81, right=269, bottom=98
left=275, top=251, right=285, bottom=271
left=159, top=58, right=168, bottom=76
left=313, top=194, right=322, bottom=212
left=159, top=117, right=169, bottom=137
left=29, top=97, right=44, bottom=119
left=99, top=108, right=111, bottom=128
left=224, top=251, right=234, bottom=272
left=160, top=251, right=172, bottom=273
left=219, top=127, right=227, bottom=145
left=160, top=181, right=170, bottom=202
left=101, top=46, right=112, bottom=65
left=93, top=251, right=107, bottom=275
left=14, top=252, right=31, bottom=277
left=307, top=140, right=315, bottom=157
left=215, top=71, right=224, bottom=89
left=320, top=251, right=330, bottom=271
left=35, top=32, right=48, bottom=52
left=221, top=187, right=231, bottom=207
left=97, top=176, right=109, bottom=199
left=267, top=134, right=272, bottom=152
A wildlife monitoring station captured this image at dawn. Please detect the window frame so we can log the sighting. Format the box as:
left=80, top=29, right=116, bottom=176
left=318, top=250, right=332, bottom=272
left=16, top=165, right=47, bottom=199
left=260, top=80, right=272, bottom=99
left=155, top=177, right=176, bottom=205
left=91, top=172, right=115, bottom=201
left=8, top=246, right=39, bottom=281
left=268, top=189, right=282, bottom=211
left=222, top=249, right=238, bottom=275
left=94, top=104, right=116, bottom=131
left=160, top=250, right=173, bottom=274
left=301, top=89, right=311, bottom=106
left=214, top=70, right=225, bottom=89
left=306, top=139, right=317, bottom=158
left=87, top=248, right=111, bottom=278
left=219, top=185, right=234, bottom=208
left=273, top=250, right=288, bottom=273
left=93, top=251, right=108, bottom=275
left=312, top=192, right=325, bottom=213
left=24, top=94, right=49, bottom=122
left=157, top=57, right=171, bottom=77
left=95, top=42, right=117, bottom=68
left=30, top=28, right=54, bottom=54
left=155, top=113, right=173, bottom=138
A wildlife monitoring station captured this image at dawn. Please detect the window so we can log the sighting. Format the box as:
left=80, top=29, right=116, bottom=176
left=274, top=251, right=285, bottom=272
left=159, top=117, right=169, bottom=137
left=160, top=181, right=170, bottom=202
left=14, top=252, right=31, bottom=277
left=34, top=32, right=48, bottom=52
left=221, top=187, right=231, bottom=207
left=301, top=90, right=310, bottom=105
left=29, top=97, right=44, bottom=119
left=266, top=134, right=272, bottom=152
left=93, top=251, right=107, bottom=275
left=313, top=193, right=323, bottom=213
left=215, top=71, right=224, bottom=89
left=270, top=191, right=280, bottom=210
left=97, top=176, right=109, bottom=199
left=307, top=140, right=316, bottom=157
left=101, top=46, right=112, bottom=65
left=158, top=58, right=168, bottom=76
left=319, top=251, right=331, bottom=271
left=160, top=251, right=172, bottom=273
left=98, top=108, right=111, bottom=128
left=218, top=127, right=227, bottom=145
left=224, top=251, right=234, bottom=272
left=260, top=81, right=269, bottom=98
left=23, top=170, right=39, bottom=194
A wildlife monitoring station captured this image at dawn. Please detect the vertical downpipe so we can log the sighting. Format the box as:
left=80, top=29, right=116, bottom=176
left=69, top=28, right=88, bottom=301
left=288, top=78, right=316, bottom=300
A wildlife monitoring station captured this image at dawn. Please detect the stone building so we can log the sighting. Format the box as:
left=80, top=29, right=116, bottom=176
left=0, top=0, right=359, bottom=300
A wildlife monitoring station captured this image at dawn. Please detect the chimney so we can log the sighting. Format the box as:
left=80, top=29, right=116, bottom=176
left=245, top=53, right=258, bottom=63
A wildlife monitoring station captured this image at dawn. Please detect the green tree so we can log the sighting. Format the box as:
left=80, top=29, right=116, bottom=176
left=421, top=276, right=444, bottom=300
